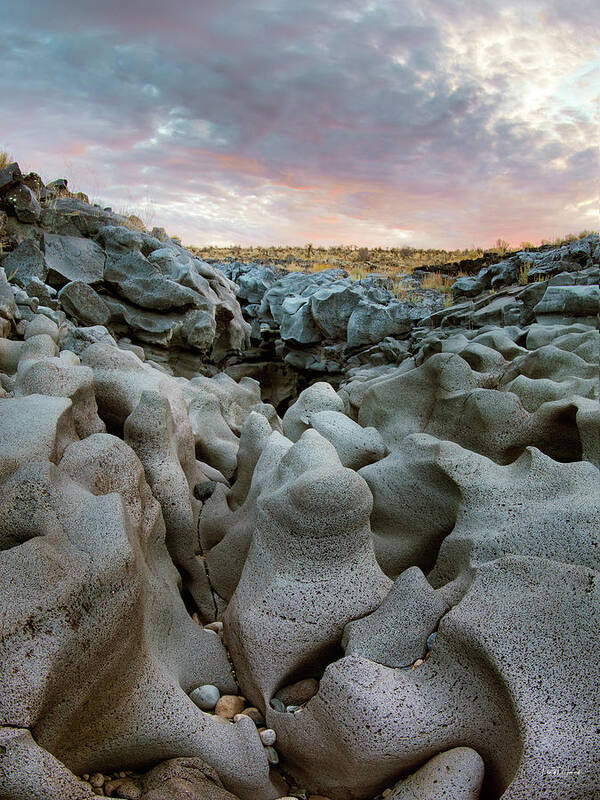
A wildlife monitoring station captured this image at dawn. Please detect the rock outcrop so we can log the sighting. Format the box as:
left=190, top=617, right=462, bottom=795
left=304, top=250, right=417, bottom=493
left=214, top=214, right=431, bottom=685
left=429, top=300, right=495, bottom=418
left=1, top=161, right=598, bottom=800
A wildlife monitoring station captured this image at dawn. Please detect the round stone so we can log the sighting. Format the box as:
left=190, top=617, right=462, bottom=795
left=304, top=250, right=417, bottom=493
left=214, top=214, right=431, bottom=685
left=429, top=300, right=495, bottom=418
left=271, top=697, right=285, bottom=712
left=265, top=746, right=279, bottom=765
left=90, top=773, right=104, bottom=788
left=260, top=728, right=277, bottom=746
left=204, top=620, right=224, bottom=634
left=274, top=678, right=319, bottom=706
left=215, top=694, right=245, bottom=719
left=190, top=684, right=220, bottom=710
left=241, top=706, right=265, bottom=726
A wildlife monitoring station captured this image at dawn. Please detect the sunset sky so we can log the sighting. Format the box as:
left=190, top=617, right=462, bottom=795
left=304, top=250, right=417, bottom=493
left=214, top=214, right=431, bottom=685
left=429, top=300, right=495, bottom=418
left=1, top=0, right=598, bottom=248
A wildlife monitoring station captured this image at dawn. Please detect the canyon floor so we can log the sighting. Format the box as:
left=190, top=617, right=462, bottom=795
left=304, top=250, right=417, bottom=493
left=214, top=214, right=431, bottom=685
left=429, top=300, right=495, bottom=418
left=0, top=162, right=598, bottom=800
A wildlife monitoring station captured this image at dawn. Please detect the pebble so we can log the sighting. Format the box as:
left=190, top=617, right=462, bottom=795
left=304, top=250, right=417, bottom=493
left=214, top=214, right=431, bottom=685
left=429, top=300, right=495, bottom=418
left=260, top=728, right=277, bottom=746
left=215, top=694, right=245, bottom=719
left=426, top=631, right=437, bottom=649
left=286, top=705, right=300, bottom=713
left=382, top=790, right=392, bottom=798
left=270, top=697, right=286, bottom=712
left=274, top=678, right=319, bottom=706
left=108, top=779, right=141, bottom=799
left=204, top=620, right=224, bottom=634
left=241, top=706, right=265, bottom=726
left=309, top=796, right=333, bottom=800
left=412, top=659, right=425, bottom=668
left=265, top=746, right=279, bottom=765
left=90, top=773, right=104, bottom=788
left=190, top=684, right=220, bottom=710
left=114, top=780, right=141, bottom=799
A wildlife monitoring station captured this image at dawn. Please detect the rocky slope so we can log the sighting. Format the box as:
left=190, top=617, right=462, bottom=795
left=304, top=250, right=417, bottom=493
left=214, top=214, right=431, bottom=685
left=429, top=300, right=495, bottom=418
left=0, top=161, right=599, bottom=800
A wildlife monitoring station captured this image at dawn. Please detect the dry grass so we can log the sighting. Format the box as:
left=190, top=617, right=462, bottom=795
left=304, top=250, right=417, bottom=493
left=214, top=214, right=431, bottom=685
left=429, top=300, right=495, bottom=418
left=518, top=261, right=531, bottom=286
left=421, top=272, right=466, bottom=293
left=121, top=213, right=146, bottom=232
left=0, top=150, right=13, bottom=170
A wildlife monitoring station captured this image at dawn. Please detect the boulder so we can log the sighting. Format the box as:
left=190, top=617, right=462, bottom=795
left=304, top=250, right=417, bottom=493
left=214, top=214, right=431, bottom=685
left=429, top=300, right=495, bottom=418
left=43, top=234, right=105, bottom=286
left=58, top=281, right=111, bottom=326
left=533, top=284, right=600, bottom=323
left=3, top=183, right=41, bottom=223
left=14, top=358, right=105, bottom=440
left=104, top=251, right=202, bottom=311
left=1, top=237, right=46, bottom=287
left=310, top=284, right=362, bottom=340
left=0, top=161, right=22, bottom=192
left=0, top=267, right=16, bottom=320
left=0, top=394, right=77, bottom=482
left=282, top=382, right=345, bottom=442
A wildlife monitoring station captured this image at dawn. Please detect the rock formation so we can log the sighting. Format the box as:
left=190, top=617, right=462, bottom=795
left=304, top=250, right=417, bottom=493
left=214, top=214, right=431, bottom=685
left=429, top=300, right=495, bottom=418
left=0, top=161, right=598, bottom=800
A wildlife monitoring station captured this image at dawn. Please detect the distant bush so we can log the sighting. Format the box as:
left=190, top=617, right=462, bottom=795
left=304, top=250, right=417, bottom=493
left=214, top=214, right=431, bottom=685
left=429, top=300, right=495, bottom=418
left=356, top=247, right=369, bottom=261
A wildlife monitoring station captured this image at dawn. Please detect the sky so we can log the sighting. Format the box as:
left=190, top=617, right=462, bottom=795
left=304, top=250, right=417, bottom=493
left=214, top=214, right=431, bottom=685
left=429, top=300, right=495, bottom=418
left=1, top=0, right=599, bottom=249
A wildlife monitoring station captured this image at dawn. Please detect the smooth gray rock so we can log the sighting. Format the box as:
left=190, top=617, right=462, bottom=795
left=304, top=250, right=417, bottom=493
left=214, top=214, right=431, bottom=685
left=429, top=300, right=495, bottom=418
left=224, top=430, right=392, bottom=709
left=387, top=747, right=484, bottom=799
left=58, top=281, right=111, bottom=326
left=533, top=284, right=600, bottom=321
left=0, top=727, right=95, bottom=800
left=308, top=409, right=387, bottom=470
left=43, top=233, right=105, bottom=286
left=310, top=284, right=361, bottom=339
left=280, top=297, right=321, bottom=344
left=1, top=238, right=46, bottom=287
left=104, top=251, right=201, bottom=311
left=342, top=566, right=449, bottom=667
left=282, top=382, right=345, bottom=442
left=190, top=684, right=221, bottom=711
left=0, top=268, right=16, bottom=320
left=95, top=224, right=144, bottom=255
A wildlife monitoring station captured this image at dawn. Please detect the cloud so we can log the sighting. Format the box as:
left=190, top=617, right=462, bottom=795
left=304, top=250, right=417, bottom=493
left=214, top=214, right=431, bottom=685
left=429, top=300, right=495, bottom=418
left=0, top=0, right=598, bottom=247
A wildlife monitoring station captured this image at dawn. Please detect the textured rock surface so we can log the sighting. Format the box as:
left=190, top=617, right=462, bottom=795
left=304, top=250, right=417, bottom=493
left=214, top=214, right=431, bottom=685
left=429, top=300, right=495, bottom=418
left=387, top=747, right=484, bottom=800
left=0, top=164, right=598, bottom=800
left=224, top=430, right=392, bottom=708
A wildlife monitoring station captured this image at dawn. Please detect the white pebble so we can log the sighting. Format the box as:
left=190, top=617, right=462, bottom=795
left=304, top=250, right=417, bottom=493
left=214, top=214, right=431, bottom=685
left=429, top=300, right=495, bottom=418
left=204, top=621, right=223, bottom=633
left=260, top=728, right=276, bottom=746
